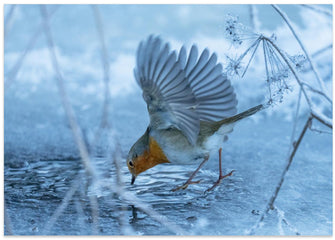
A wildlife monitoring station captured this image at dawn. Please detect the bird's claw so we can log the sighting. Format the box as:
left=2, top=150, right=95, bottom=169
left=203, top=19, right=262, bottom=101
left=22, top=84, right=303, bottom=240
left=204, top=170, right=235, bottom=193
left=171, top=180, right=201, bottom=192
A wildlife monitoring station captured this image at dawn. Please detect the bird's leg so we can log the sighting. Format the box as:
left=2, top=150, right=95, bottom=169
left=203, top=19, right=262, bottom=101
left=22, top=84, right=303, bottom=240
left=171, top=156, right=209, bottom=192
left=205, top=148, right=234, bottom=193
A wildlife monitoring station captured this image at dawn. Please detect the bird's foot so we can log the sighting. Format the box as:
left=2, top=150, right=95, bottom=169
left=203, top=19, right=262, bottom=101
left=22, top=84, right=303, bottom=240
left=204, top=170, right=235, bottom=193
left=171, top=180, right=201, bottom=192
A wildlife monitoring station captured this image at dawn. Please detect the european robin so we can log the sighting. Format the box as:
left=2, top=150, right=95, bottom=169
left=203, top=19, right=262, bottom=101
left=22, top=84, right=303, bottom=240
left=127, top=35, right=265, bottom=191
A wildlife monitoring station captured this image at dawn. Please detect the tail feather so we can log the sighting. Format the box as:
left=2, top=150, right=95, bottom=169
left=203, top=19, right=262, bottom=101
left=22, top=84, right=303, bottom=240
left=219, top=103, right=265, bottom=125
left=198, top=103, right=267, bottom=142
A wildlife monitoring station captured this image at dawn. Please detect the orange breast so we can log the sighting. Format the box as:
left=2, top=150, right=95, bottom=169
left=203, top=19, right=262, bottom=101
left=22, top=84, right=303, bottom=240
left=134, top=137, right=170, bottom=175
left=148, top=137, right=170, bottom=164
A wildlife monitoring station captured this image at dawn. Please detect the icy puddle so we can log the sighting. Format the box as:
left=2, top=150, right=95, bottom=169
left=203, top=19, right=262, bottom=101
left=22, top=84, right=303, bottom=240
left=4, top=117, right=332, bottom=235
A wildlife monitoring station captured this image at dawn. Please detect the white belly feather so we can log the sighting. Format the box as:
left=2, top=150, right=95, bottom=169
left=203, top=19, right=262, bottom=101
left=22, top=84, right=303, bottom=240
left=151, top=123, right=234, bottom=165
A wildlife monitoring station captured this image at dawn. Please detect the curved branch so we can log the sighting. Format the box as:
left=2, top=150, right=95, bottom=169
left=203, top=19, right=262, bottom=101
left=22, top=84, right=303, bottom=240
left=271, top=4, right=332, bottom=103
left=300, top=4, right=332, bottom=17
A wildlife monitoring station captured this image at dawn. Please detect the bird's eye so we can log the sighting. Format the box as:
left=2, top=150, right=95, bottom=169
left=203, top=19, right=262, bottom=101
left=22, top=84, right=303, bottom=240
left=128, top=160, right=134, bottom=168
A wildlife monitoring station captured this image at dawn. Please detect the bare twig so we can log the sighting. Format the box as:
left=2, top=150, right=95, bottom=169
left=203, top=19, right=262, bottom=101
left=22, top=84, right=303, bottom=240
left=112, top=142, right=135, bottom=235
left=4, top=203, right=13, bottom=235
left=264, top=38, right=316, bottom=113
left=5, top=5, right=60, bottom=90
left=247, top=116, right=312, bottom=235
left=289, top=88, right=302, bottom=149
left=108, top=184, right=188, bottom=235
left=42, top=175, right=81, bottom=234
left=300, top=4, right=332, bottom=17
left=40, top=5, right=95, bottom=180
left=88, top=195, right=99, bottom=234
left=74, top=200, right=86, bottom=232
left=91, top=5, right=111, bottom=129
left=312, top=44, right=332, bottom=58
left=311, top=110, right=332, bottom=129
left=248, top=5, right=260, bottom=32
left=265, top=36, right=332, bottom=129
left=237, top=36, right=262, bottom=64
left=262, top=39, right=272, bottom=97
left=248, top=5, right=255, bottom=30
left=241, top=37, right=261, bottom=77
left=271, top=4, right=331, bottom=103
left=90, top=5, right=113, bottom=153
left=4, top=4, right=16, bottom=40
left=302, top=82, right=332, bottom=104
left=309, top=126, right=332, bottom=135
left=274, top=206, right=300, bottom=235
left=40, top=5, right=99, bottom=234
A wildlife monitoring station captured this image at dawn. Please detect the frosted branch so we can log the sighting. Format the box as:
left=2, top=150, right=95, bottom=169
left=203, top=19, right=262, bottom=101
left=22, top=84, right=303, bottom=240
left=274, top=206, right=300, bottom=235
left=4, top=203, right=13, bottom=235
left=312, top=44, right=332, bottom=58
left=247, top=116, right=312, bottom=235
left=111, top=185, right=188, bottom=235
left=40, top=5, right=100, bottom=234
left=4, top=4, right=16, bottom=40
left=42, top=175, right=81, bottom=234
left=300, top=4, right=332, bottom=17
left=271, top=4, right=331, bottom=103
left=91, top=5, right=111, bottom=130
left=40, top=5, right=96, bottom=180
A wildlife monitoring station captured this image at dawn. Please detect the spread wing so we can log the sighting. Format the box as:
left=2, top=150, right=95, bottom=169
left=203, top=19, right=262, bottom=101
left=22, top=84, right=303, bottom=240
left=134, top=35, right=237, bottom=145
left=180, top=45, right=238, bottom=121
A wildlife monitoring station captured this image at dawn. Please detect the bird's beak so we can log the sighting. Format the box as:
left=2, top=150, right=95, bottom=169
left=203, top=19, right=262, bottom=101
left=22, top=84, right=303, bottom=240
left=131, top=174, right=136, bottom=185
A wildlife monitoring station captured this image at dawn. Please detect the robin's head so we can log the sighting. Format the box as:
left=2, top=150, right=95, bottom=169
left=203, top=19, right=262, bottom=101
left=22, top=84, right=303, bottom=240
left=127, top=127, right=169, bottom=185
left=127, top=144, right=148, bottom=185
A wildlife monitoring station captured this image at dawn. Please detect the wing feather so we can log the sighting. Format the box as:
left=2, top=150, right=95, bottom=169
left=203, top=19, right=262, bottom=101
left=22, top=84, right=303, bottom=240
left=134, top=35, right=238, bottom=145
left=184, top=46, right=238, bottom=121
left=134, top=35, right=199, bottom=145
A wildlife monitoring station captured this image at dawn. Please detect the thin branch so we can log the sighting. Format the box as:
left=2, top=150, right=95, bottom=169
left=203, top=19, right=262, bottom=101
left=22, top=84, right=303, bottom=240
left=309, top=126, right=332, bottom=135
left=40, top=5, right=100, bottom=234
left=302, top=82, right=332, bottom=104
left=274, top=206, right=300, bottom=235
left=237, top=36, right=262, bottom=63
left=5, top=5, right=60, bottom=90
left=262, top=39, right=272, bottom=97
left=112, top=142, right=135, bottom=235
left=300, top=4, right=332, bottom=17
left=42, top=175, right=81, bottom=234
left=74, top=200, right=86, bottom=233
left=271, top=4, right=331, bottom=103
left=108, top=184, right=188, bottom=235
left=40, top=5, right=95, bottom=180
left=247, top=116, right=312, bottom=235
left=311, top=110, right=332, bottom=129
left=4, top=203, right=13, bottom=235
left=241, top=37, right=261, bottom=77
left=264, top=37, right=332, bottom=129
left=312, top=44, right=332, bottom=58
left=264, top=37, right=312, bottom=107
left=4, top=4, right=16, bottom=40
left=248, top=5, right=259, bottom=31
left=91, top=5, right=111, bottom=129
left=88, top=195, right=99, bottom=234
left=273, top=116, right=312, bottom=207
left=289, top=88, right=302, bottom=149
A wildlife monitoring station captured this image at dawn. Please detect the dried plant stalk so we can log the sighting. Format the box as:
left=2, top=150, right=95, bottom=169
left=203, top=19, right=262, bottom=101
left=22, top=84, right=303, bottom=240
left=272, top=4, right=331, bottom=103
left=40, top=5, right=99, bottom=234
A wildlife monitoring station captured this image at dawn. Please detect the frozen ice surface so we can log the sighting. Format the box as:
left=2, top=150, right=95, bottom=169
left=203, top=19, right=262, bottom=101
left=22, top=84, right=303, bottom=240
left=4, top=4, right=332, bottom=235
